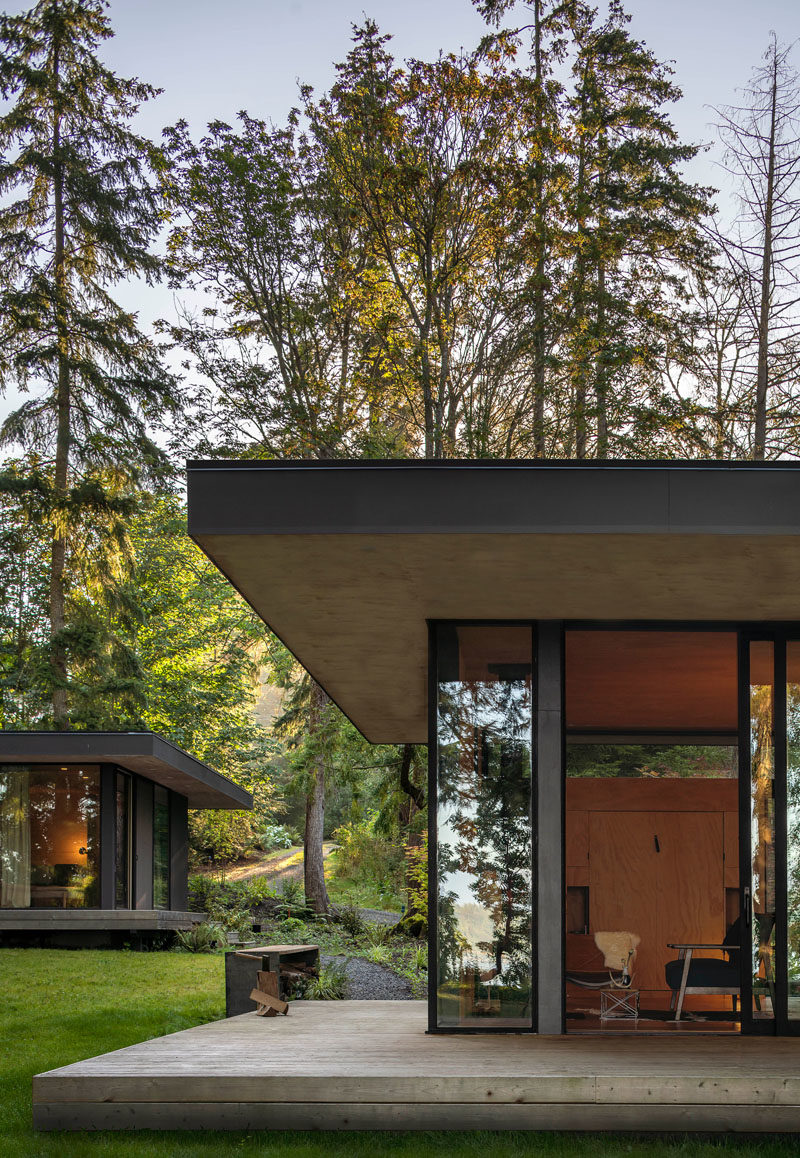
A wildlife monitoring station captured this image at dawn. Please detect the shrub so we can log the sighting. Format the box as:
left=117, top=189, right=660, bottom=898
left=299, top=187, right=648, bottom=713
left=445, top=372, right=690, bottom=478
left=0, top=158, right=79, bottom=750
left=278, top=916, right=308, bottom=937
left=363, top=943, right=391, bottom=966
left=256, top=823, right=299, bottom=851
left=174, top=922, right=225, bottom=953
left=188, top=873, right=224, bottom=914
left=333, top=901, right=365, bottom=937
left=411, top=943, right=427, bottom=972
left=332, top=815, right=405, bottom=897
left=272, top=877, right=314, bottom=920
left=206, top=899, right=253, bottom=939
left=393, top=834, right=428, bottom=938
left=363, top=921, right=390, bottom=947
left=304, top=960, right=348, bottom=1000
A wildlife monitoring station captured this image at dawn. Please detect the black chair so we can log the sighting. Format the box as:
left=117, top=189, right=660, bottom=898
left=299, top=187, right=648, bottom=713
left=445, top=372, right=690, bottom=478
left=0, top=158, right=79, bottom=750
left=664, top=917, right=742, bottom=1021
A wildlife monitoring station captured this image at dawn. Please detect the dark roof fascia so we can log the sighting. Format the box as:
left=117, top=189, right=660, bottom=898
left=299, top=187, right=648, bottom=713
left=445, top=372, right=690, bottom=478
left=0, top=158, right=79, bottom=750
left=0, top=732, right=252, bottom=811
left=187, top=459, right=800, bottom=537
left=186, top=458, right=800, bottom=469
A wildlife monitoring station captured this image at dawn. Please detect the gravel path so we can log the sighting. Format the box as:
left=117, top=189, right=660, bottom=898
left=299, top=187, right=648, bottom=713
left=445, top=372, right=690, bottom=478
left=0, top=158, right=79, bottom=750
left=321, top=954, right=414, bottom=1000
left=354, top=907, right=401, bottom=927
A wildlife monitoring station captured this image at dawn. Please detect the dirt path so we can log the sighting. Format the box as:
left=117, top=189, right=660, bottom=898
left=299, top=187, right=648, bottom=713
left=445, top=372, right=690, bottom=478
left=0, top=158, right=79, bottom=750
left=198, top=843, right=337, bottom=885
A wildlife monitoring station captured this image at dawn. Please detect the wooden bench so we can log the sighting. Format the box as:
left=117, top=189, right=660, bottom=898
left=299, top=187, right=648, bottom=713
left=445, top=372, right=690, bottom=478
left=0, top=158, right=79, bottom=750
left=225, top=944, right=319, bottom=1017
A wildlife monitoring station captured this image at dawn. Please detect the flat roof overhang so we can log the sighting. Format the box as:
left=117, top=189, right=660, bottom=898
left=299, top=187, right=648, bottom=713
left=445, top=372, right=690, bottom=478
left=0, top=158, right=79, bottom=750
left=0, top=731, right=252, bottom=810
left=187, top=460, right=800, bottom=744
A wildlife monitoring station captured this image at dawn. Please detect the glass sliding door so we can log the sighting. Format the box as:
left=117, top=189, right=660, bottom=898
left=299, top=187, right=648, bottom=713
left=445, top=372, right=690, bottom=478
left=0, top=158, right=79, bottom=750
left=0, top=765, right=100, bottom=909
left=786, top=642, right=800, bottom=1026
left=152, top=785, right=170, bottom=910
left=433, top=623, right=534, bottom=1030
left=746, top=640, right=777, bottom=1028
left=114, top=771, right=132, bottom=909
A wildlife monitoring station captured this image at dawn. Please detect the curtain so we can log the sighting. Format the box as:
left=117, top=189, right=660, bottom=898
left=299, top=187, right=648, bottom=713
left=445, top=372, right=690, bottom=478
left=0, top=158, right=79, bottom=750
left=0, top=767, right=31, bottom=907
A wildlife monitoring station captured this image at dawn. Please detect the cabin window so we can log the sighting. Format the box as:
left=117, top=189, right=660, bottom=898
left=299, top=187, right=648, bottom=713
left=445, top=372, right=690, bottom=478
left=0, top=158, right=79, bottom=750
left=152, top=785, right=170, bottom=910
left=434, top=623, right=534, bottom=1029
left=114, top=771, right=132, bottom=909
left=0, top=764, right=100, bottom=909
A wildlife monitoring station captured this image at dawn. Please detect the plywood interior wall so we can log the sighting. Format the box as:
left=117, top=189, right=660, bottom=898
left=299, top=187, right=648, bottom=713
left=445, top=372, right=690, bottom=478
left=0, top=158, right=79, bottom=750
left=566, top=777, right=739, bottom=1008
left=565, top=631, right=738, bottom=732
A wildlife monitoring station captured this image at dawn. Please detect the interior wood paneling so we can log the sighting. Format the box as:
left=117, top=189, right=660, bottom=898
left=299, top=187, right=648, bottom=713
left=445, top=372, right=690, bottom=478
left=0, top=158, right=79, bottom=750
left=655, top=812, right=724, bottom=963
left=566, top=631, right=738, bottom=732
left=566, top=779, right=736, bottom=1004
left=589, top=811, right=660, bottom=988
left=566, top=812, right=589, bottom=867
left=724, top=812, right=739, bottom=888
left=566, top=778, right=738, bottom=813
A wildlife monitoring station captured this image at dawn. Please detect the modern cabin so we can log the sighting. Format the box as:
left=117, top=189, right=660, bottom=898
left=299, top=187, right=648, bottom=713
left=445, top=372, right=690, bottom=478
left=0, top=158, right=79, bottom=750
left=0, top=731, right=251, bottom=944
left=187, top=458, right=800, bottom=1037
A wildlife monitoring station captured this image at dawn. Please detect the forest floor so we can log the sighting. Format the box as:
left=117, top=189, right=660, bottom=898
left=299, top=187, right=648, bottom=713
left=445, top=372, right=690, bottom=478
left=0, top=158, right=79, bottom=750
left=3, top=950, right=800, bottom=1158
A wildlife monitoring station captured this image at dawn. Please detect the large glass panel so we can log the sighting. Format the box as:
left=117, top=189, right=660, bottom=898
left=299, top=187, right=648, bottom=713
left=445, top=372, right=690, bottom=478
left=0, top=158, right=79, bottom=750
left=750, top=641, right=776, bottom=1022
left=564, top=627, right=740, bottom=1033
left=787, top=643, right=800, bottom=1021
left=0, top=765, right=100, bottom=908
left=435, top=624, right=533, bottom=1028
left=115, top=771, right=131, bottom=909
left=153, top=786, right=170, bottom=910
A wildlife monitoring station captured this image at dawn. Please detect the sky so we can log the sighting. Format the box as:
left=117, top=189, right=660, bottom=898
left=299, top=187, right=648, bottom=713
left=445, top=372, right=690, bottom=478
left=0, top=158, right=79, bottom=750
left=99, top=0, right=797, bottom=169
left=0, top=0, right=798, bottom=424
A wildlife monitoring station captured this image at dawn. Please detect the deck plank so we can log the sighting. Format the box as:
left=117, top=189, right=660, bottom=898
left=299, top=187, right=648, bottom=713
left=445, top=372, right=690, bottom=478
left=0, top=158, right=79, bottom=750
left=33, top=1001, right=800, bottom=1132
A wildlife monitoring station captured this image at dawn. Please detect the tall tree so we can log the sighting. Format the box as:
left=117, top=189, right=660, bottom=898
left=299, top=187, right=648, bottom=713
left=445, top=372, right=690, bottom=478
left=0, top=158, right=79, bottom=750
left=562, top=2, right=712, bottom=458
left=164, top=112, right=407, bottom=461
left=310, top=22, right=527, bottom=458
left=713, top=36, right=800, bottom=459
left=0, top=0, right=174, bottom=726
left=475, top=0, right=575, bottom=456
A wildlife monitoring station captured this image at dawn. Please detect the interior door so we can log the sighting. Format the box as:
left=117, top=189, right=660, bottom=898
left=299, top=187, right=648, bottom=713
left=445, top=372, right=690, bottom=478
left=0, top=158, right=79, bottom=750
left=589, top=812, right=659, bottom=988
left=654, top=812, right=724, bottom=976
left=589, top=811, right=724, bottom=997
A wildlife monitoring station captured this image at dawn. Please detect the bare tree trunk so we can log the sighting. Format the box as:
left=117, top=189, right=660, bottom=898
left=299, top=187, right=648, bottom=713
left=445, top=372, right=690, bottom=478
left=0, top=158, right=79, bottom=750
left=753, top=51, right=778, bottom=461
left=303, top=681, right=330, bottom=914
left=50, top=34, right=69, bottom=728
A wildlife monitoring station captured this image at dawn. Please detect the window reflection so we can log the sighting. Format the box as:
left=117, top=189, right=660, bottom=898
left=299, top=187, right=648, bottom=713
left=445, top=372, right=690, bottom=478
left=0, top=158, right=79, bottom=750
left=750, top=642, right=776, bottom=1020
left=0, top=765, right=100, bottom=908
left=153, top=785, right=170, bottom=910
left=115, top=771, right=131, bottom=909
left=436, top=625, right=533, bottom=1028
left=787, top=643, right=800, bottom=1019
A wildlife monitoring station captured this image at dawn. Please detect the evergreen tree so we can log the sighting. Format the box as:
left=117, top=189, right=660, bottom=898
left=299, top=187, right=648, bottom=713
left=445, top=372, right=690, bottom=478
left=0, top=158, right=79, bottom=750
left=0, top=0, right=174, bottom=727
left=475, top=0, right=575, bottom=456
left=562, top=1, right=712, bottom=457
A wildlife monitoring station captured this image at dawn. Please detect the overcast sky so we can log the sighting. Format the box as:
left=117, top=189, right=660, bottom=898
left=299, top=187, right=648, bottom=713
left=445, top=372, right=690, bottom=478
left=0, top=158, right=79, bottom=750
left=0, top=0, right=798, bottom=423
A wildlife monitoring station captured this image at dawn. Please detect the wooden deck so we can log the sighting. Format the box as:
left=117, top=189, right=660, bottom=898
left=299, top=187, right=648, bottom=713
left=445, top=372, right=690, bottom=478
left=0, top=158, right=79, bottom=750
left=33, top=1000, right=800, bottom=1132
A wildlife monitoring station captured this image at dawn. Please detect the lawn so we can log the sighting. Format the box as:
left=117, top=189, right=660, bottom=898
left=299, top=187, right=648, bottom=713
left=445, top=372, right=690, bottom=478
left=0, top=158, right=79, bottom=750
left=0, top=947, right=798, bottom=1158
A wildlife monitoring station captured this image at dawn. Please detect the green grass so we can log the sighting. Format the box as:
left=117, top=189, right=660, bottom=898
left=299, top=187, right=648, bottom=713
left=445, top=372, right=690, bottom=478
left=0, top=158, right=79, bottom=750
left=1, top=948, right=799, bottom=1157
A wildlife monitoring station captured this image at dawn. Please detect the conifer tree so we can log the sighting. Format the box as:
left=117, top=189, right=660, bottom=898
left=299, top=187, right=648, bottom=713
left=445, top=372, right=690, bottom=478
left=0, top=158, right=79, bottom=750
left=475, top=0, right=576, bottom=455
left=563, top=1, right=712, bottom=457
left=0, top=0, right=174, bottom=726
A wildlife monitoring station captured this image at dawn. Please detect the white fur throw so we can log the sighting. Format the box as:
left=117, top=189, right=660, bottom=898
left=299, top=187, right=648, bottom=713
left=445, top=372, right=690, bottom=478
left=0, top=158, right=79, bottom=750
left=594, top=931, right=640, bottom=973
